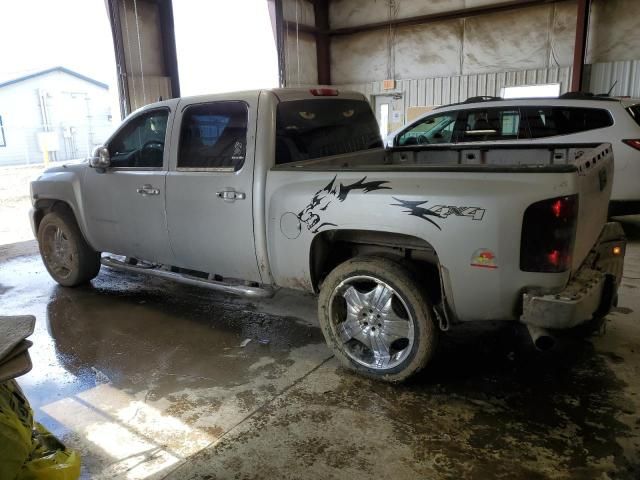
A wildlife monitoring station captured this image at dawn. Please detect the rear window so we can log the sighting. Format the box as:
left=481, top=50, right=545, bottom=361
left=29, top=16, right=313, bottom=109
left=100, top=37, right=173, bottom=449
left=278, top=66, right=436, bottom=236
left=275, top=99, right=382, bottom=165
left=626, top=105, right=640, bottom=127
left=522, top=107, right=613, bottom=138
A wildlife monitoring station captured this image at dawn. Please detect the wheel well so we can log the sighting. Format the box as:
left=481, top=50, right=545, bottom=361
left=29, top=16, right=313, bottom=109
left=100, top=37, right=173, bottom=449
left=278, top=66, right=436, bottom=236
left=33, top=200, right=75, bottom=232
left=309, top=229, right=442, bottom=303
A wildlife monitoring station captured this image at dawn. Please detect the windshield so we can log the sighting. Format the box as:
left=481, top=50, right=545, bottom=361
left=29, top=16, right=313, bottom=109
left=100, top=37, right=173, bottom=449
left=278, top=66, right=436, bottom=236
left=275, top=99, right=382, bottom=164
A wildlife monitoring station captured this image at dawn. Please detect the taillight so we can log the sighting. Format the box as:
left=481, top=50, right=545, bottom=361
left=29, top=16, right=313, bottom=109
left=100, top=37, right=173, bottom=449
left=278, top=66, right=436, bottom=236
left=623, top=139, right=640, bottom=150
left=520, top=195, right=578, bottom=273
left=309, top=88, right=339, bottom=96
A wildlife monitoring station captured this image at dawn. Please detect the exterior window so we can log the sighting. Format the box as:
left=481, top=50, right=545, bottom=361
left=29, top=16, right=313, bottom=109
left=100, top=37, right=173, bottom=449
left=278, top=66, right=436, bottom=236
left=178, top=101, right=248, bottom=171
left=397, top=112, right=458, bottom=146
left=522, top=107, right=613, bottom=138
left=0, top=115, right=6, bottom=147
left=275, top=99, right=382, bottom=165
left=460, top=108, right=521, bottom=142
left=108, top=109, right=168, bottom=168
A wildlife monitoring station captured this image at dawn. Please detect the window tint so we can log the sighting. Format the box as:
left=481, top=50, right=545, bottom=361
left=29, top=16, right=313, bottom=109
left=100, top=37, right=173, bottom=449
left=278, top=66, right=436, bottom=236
left=522, top=107, right=613, bottom=138
left=460, top=108, right=521, bottom=142
left=275, top=99, right=382, bottom=165
left=109, top=109, right=168, bottom=168
left=397, top=112, right=457, bottom=146
left=178, top=101, right=248, bottom=170
left=626, top=105, right=640, bottom=127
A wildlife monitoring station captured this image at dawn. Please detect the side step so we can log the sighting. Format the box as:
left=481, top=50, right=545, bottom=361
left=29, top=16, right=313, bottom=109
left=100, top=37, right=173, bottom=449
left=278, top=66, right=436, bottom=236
left=101, top=256, right=275, bottom=298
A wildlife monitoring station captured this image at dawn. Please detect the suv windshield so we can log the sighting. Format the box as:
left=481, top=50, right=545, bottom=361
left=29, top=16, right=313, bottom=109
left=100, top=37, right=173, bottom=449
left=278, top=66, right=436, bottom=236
left=276, top=99, right=382, bottom=164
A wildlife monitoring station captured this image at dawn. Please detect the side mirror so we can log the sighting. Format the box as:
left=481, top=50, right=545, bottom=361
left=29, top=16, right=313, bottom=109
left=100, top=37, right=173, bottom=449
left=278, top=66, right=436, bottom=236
left=90, top=146, right=110, bottom=169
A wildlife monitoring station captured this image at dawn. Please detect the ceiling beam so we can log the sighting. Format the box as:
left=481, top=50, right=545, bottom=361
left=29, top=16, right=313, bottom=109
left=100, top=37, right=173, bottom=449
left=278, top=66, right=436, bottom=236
left=329, top=0, right=562, bottom=36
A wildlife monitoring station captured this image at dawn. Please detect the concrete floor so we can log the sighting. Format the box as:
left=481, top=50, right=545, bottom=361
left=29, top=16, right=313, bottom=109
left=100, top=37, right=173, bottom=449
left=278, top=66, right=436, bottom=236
left=1, top=221, right=640, bottom=480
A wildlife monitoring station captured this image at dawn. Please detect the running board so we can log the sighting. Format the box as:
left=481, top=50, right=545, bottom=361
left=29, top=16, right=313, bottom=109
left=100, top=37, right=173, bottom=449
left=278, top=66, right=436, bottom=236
left=101, top=256, right=275, bottom=298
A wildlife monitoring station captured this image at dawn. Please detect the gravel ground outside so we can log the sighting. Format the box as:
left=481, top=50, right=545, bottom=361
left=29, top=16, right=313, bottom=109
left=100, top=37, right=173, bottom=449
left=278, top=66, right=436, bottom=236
left=0, top=162, right=68, bottom=245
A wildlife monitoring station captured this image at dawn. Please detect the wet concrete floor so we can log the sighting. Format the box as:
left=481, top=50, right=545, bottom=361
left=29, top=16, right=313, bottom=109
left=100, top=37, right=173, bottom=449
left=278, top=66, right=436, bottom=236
left=1, top=221, right=640, bottom=479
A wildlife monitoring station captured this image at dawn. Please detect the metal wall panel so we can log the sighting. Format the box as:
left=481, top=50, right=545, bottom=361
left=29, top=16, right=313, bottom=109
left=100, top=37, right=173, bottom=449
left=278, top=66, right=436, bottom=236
left=344, top=61, right=638, bottom=111
left=339, top=61, right=640, bottom=125
left=588, top=60, right=640, bottom=97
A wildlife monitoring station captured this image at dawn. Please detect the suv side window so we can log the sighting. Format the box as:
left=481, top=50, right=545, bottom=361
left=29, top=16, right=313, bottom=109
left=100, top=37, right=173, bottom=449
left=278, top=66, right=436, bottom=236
left=522, top=107, right=613, bottom=138
left=459, top=108, right=522, bottom=142
left=109, top=109, right=168, bottom=168
left=396, top=112, right=458, bottom=146
left=178, top=101, right=248, bottom=171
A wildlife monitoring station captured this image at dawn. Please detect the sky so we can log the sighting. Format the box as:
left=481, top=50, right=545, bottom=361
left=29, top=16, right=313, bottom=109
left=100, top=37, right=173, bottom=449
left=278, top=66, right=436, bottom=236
left=0, top=0, right=279, bottom=119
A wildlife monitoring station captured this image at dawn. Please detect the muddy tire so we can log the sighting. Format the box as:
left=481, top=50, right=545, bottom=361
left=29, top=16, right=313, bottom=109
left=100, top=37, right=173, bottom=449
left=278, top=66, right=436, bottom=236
left=318, top=256, right=438, bottom=382
left=37, top=210, right=100, bottom=287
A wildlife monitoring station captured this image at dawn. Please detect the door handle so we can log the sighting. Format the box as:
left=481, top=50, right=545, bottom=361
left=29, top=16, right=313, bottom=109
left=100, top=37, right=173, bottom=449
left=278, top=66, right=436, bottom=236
left=216, top=189, right=246, bottom=202
left=136, top=184, right=160, bottom=196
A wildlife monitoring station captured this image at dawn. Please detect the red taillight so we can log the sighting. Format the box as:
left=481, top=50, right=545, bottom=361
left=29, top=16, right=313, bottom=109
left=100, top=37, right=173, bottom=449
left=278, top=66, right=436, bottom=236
left=623, top=139, right=640, bottom=150
left=521, top=195, right=578, bottom=273
left=547, top=249, right=561, bottom=266
left=310, top=88, right=339, bottom=96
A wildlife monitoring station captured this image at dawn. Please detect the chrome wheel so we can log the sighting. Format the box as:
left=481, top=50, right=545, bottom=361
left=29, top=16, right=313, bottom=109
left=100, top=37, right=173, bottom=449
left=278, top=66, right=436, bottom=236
left=42, top=225, right=73, bottom=279
left=328, top=275, right=414, bottom=370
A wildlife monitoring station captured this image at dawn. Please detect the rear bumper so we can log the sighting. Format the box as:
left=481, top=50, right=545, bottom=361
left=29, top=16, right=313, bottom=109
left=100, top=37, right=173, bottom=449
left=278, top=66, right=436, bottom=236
left=520, top=222, right=626, bottom=330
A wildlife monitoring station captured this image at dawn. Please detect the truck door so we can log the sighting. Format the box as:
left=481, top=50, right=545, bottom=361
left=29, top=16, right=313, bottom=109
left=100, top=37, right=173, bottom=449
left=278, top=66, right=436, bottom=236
left=82, top=107, right=174, bottom=264
left=164, top=96, right=261, bottom=283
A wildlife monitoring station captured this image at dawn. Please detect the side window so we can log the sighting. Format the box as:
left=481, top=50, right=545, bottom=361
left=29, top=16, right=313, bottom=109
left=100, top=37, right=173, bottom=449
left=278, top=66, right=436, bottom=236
left=178, top=101, right=248, bottom=171
left=396, top=112, right=458, bottom=146
left=523, top=107, right=613, bottom=138
left=108, top=109, right=168, bottom=168
left=460, top=108, right=521, bottom=142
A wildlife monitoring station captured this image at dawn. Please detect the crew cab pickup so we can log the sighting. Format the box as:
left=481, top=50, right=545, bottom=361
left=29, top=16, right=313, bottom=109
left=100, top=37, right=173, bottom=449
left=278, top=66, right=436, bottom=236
left=30, top=88, right=626, bottom=382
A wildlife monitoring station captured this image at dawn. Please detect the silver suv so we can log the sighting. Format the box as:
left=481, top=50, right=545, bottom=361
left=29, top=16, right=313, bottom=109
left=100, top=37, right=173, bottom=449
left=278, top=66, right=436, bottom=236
left=387, top=94, right=640, bottom=214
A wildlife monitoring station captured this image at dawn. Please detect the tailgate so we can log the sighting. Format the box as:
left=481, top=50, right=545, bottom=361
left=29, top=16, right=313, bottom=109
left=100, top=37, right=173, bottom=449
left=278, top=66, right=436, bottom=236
left=571, top=143, right=614, bottom=270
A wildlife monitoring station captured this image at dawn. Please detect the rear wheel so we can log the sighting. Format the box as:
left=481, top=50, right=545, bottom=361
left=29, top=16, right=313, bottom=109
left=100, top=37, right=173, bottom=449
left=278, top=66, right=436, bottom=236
left=37, top=210, right=100, bottom=287
left=318, top=256, right=438, bottom=382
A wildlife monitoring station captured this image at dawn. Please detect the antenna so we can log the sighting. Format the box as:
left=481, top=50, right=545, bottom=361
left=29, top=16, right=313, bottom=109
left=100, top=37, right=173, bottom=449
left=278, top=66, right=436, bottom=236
left=607, top=80, right=618, bottom=96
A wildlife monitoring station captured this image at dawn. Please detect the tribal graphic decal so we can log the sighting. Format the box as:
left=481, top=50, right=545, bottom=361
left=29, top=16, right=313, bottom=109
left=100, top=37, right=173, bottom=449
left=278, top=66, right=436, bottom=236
left=298, top=175, right=391, bottom=233
left=390, top=197, right=444, bottom=230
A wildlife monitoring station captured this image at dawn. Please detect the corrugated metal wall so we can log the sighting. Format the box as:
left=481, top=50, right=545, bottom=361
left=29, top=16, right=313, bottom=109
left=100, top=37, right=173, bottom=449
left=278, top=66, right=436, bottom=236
left=588, top=60, right=640, bottom=97
left=339, top=60, right=640, bottom=120
left=340, top=66, right=574, bottom=107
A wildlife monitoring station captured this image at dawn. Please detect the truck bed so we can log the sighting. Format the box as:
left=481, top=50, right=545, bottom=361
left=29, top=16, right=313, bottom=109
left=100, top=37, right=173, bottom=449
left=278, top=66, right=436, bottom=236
left=272, top=143, right=605, bottom=173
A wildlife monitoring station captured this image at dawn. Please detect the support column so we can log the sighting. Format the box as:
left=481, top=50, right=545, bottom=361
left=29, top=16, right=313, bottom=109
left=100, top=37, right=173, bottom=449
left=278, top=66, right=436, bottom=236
left=571, top=0, right=591, bottom=92
left=314, top=0, right=331, bottom=85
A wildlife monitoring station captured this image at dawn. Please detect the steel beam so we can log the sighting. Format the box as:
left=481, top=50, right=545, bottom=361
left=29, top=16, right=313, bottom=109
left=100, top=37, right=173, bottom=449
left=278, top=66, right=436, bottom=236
left=314, top=0, right=331, bottom=85
left=158, top=0, right=181, bottom=99
left=329, top=0, right=561, bottom=36
left=571, top=0, right=591, bottom=92
left=105, top=0, right=131, bottom=118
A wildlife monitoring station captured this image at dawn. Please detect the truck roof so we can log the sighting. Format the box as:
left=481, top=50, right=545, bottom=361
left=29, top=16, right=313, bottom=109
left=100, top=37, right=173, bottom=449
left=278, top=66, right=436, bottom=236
left=132, top=87, right=367, bottom=115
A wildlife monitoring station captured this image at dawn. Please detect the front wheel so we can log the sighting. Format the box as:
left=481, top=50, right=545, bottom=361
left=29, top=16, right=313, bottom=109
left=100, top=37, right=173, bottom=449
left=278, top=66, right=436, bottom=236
left=318, top=256, right=438, bottom=382
left=37, top=210, right=101, bottom=287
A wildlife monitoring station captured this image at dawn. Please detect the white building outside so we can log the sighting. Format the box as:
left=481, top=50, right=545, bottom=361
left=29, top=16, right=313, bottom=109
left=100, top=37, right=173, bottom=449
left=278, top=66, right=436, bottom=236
left=0, top=67, right=114, bottom=166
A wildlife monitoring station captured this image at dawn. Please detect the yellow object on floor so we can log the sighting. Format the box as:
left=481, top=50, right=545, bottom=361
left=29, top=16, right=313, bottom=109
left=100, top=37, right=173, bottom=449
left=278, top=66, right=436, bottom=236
left=0, top=380, right=80, bottom=480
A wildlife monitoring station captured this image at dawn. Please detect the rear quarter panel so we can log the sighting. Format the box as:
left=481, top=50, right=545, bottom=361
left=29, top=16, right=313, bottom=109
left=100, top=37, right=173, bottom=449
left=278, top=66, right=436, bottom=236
left=266, top=168, right=579, bottom=322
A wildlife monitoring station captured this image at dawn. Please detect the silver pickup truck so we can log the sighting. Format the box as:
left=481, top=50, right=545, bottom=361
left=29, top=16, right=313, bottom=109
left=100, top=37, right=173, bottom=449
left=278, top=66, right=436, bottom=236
left=30, top=88, right=626, bottom=382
